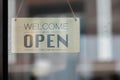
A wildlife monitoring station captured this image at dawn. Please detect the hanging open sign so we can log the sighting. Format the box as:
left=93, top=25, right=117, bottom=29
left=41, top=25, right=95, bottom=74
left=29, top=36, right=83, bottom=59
left=11, top=18, right=80, bottom=53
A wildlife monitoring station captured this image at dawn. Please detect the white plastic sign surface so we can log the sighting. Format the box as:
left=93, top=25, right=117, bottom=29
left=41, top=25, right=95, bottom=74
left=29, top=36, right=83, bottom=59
left=11, top=18, right=80, bottom=53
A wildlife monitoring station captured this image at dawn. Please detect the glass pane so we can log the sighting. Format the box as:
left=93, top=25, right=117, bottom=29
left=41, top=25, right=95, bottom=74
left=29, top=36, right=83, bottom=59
left=8, top=0, right=120, bottom=80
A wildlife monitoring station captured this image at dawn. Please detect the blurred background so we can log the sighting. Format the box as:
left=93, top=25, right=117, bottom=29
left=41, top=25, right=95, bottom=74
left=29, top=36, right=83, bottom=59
left=8, top=0, right=120, bottom=80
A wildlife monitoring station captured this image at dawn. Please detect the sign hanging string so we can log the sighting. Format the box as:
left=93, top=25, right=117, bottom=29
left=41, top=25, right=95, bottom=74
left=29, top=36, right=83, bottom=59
left=15, top=0, right=24, bottom=21
left=66, top=0, right=77, bottom=21
left=15, top=0, right=77, bottom=21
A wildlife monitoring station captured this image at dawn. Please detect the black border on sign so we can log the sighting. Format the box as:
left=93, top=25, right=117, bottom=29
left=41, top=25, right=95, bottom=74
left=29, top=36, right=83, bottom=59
left=3, top=0, right=8, bottom=80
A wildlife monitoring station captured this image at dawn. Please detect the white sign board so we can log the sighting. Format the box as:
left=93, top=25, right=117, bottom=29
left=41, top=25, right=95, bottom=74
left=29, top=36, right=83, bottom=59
left=11, top=18, right=80, bottom=53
